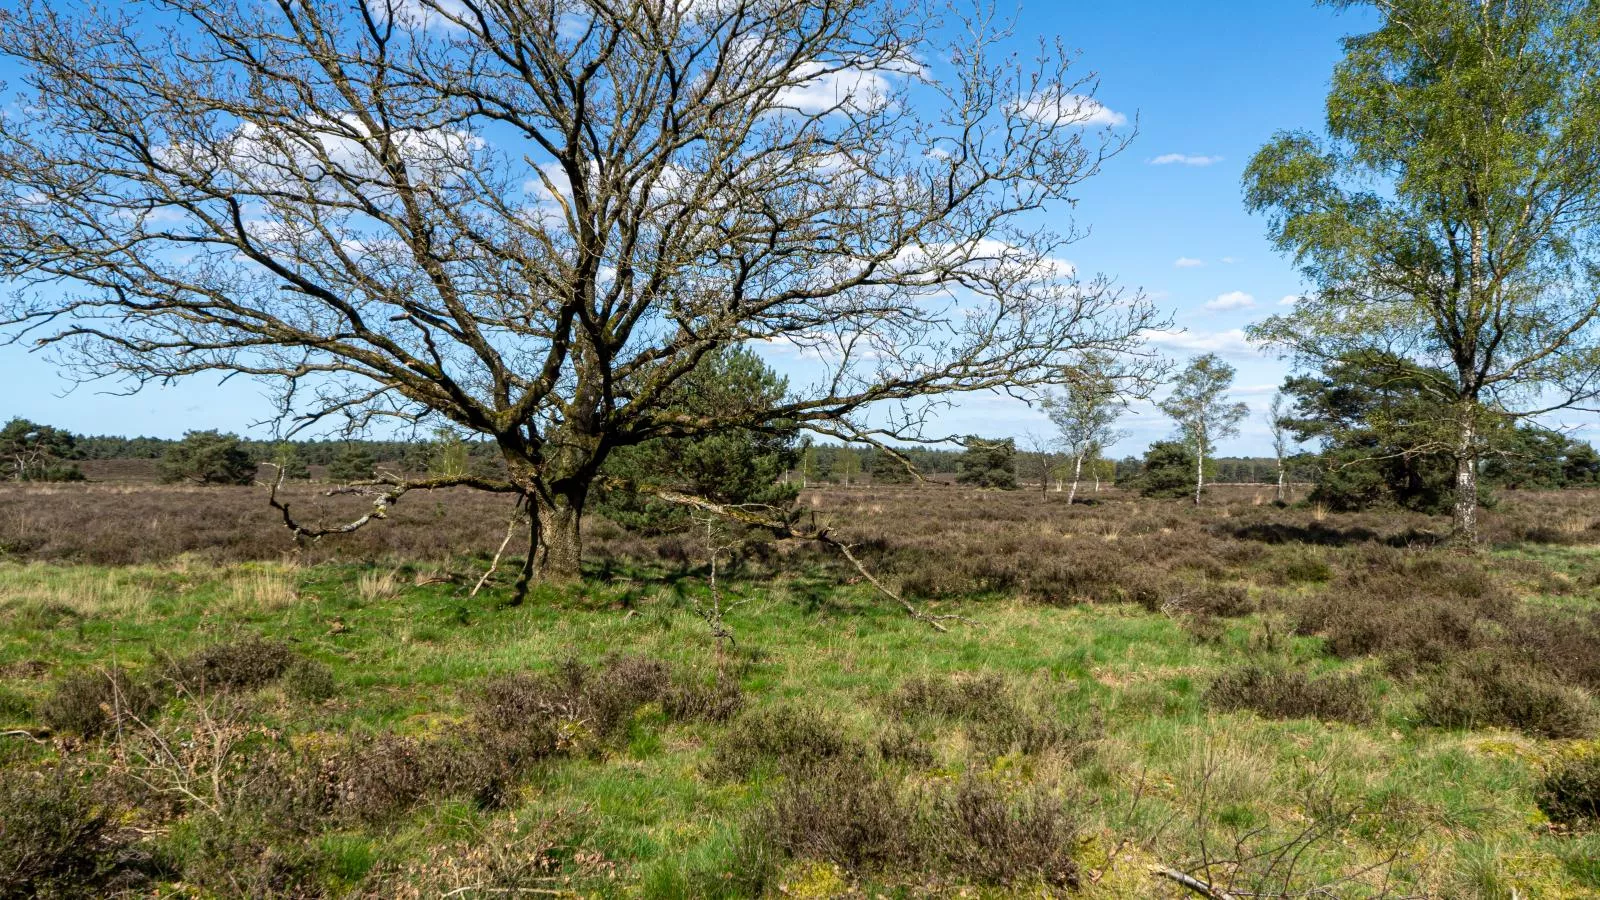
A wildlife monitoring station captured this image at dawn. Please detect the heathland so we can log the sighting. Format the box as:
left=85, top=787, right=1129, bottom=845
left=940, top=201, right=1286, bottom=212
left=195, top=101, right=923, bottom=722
left=3, top=471, right=1600, bottom=898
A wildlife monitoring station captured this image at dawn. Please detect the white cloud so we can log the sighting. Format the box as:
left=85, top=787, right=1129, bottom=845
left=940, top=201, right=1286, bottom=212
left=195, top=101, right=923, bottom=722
left=1233, top=383, right=1279, bottom=397
left=1205, top=291, right=1256, bottom=311
left=1012, top=92, right=1127, bottom=128
left=1174, top=257, right=1205, bottom=268
left=1278, top=294, right=1301, bottom=306
left=779, top=65, right=896, bottom=115
left=1220, top=256, right=1237, bottom=264
left=1148, top=327, right=1256, bottom=356
left=1150, top=153, right=1223, bottom=166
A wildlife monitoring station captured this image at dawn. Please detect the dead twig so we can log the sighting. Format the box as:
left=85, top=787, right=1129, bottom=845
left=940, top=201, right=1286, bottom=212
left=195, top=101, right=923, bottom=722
left=473, top=499, right=529, bottom=597
left=631, top=483, right=976, bottom=633
left=1150, top=865, right=1242, bottom=900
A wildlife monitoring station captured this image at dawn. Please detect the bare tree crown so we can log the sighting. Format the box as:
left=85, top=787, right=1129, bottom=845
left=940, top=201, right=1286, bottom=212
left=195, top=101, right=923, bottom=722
left=0, top=0, right=1163, bottom=580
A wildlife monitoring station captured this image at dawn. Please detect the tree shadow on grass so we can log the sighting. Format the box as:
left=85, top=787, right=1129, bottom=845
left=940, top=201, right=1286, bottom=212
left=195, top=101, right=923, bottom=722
left=1216, top=520, right=1445, bottom=548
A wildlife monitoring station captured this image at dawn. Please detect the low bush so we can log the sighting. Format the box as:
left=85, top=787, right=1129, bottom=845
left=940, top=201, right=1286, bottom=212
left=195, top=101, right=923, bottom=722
left=712, top=705, right=861, bottom=779
left=0, top=769, right=123, bottom=899
left=282, top=657, right=337, bottom=701
left=937, top=776, right=1079, bottom=889
left=755, top=762, right=1080, bottom=889
left=38, top=666, right=159, bottom=737
left=887, top=673, right=1097, bottom=759
left=1205, top=664, right=1378, bottom=724
left=1417, top=654, right=1595, bottom=739
left=1537, top=749, right=1600, bottom=829
left=760, top=757, right=917, bottom=872
left=1292, top=576, right=1509, bottom=669
left=164, top=636, right=295, bottom=693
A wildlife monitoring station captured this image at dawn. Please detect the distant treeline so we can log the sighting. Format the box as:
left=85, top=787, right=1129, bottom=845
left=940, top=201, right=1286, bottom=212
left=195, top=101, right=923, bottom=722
left=72, top=436, right=498, bottom=466
left=59, top=435, right=1295, bottom=485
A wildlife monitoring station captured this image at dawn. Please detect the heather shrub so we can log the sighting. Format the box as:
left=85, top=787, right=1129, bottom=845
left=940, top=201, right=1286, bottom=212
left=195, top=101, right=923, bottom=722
left=1417, top=654, right=1595, bottom=739
left=282, top=657, right=337, bottom=701
left=712, top=705, right=862, bottom=779
left=887, top=673, right=1098, bottom=759
left=1537, top=749, right=1600, bottom=828
left=1205, top=664, right=1377, bottom=724
left=164, top=637, right=294, bottom=692
left=755, top=762, right=1080, bottom=889
left=0, top=769, right=123, bottom=899
left=936, top=776, right=1079, bottom=888
left=760, top=757, right=917, bottom=872
left=38, top=666, right=159, bottom=737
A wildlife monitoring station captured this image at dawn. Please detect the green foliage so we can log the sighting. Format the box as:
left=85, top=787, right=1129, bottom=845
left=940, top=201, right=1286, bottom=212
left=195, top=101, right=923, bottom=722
left=427, top=427, right=473, bottom=478
left=597, top=347, right=799, bottom=533
left=1483, top=427, right=1600, bottom=490
left=157, top=430, right=256, bottom=485
left=955, top=436, right=1017, bottom=489
left=327, top=444, right=377, bottom=483
left=1159, top=354, right=1248, bottom=500
left=1128, top=440, right=1202, bottom=499
left=0, top=418, right=83, bottom=482
left=1279, top=352, right=1469, bottom=512
left=1245, top=0, right=1600, bottom=528
left=870, top=449, right=914, bottom=485
left=270, top=442, right=310, bottom=480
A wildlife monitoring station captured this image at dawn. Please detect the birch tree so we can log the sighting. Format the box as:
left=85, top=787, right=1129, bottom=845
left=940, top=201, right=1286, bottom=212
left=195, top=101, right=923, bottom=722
left=1040, top=356, right=1132, bottom=504
left=1245, top=0, right=1600, bottom=541
left=1268, top=392, right=1294, bottom=503
left=1159, top=354, right=1248, bottom=505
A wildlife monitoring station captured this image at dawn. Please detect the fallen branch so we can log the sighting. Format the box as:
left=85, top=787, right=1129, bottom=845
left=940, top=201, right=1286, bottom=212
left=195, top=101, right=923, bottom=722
left=631, top=483, right=977, bottom=633
left=1, top=728, right=48, bottom=744
left=1150, top=865, right=1241, bottom=900
left=473, top=500, right=529, bottom=598
left=263, top=464, right=519, bottom=541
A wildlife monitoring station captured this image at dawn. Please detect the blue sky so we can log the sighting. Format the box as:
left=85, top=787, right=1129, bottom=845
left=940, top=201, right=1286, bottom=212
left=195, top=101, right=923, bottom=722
left=0, top=1, right=1390, bottom=455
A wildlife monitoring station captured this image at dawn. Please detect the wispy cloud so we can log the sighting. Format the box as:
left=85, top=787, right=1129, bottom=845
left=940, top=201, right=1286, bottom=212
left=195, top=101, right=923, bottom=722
left=1148, top=327, right=1256, bottom=356
left=1220, top=256, right=1237, bottom=264
left=1150, top=153, right=1223, bottom=166
left=1174, top=257, right=1205, bottom=268
left=1278, top=294, right=1302, bottom=306
left=1205, top=291, right=1256, bottom=311
left=1012, top=92, right=1127, bottom=127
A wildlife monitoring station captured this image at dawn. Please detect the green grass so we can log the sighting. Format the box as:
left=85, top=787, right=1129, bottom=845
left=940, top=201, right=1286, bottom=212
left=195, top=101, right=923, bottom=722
left=1, top=555, right=1598, bottom=897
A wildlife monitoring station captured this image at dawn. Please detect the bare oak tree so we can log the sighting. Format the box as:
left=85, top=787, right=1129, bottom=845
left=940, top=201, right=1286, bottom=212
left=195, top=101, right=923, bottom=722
left=0, top=0, right=1162, bottom=591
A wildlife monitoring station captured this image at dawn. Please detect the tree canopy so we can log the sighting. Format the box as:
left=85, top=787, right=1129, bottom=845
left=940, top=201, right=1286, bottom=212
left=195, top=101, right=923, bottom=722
left=1245, top=0, right=1600, bottom=539
left=0, top=0, right=1162, bottom=590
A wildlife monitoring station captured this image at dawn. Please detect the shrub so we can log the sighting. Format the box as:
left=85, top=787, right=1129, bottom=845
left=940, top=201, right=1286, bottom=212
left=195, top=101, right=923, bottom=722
left=755, top=763, right=1080, bottom=889
left=876, top=724, right=935, bottom=767
left=1537, top=750, right=1600, bottom=829
left=1292, top=573, right=1509, bottom=668
left=712, top=705, right=861, bottom=779
left=282, top=657, right=337, bottom=701
left=1418, top=654, right=1595, bottom=739
left=164, top=637, right=294, bottom=692
left=1273, top=549, right=1332, bottom=584
left=157, top=430, right=256, bottom=485
left=887, top=674, right=1098, bottom=759
left=0, top=769, right=122, bottom=899
left=662, top=676, right=744, bottom=723
left=937, top=776, right=1079, bottom=888
left=38, top=666, right=159, bottom=737
left=168, top=812, right=327, bottom=898
left=760, top=757, right=917, bottom=872
left=1205, top=664, right=1377, bottom=724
